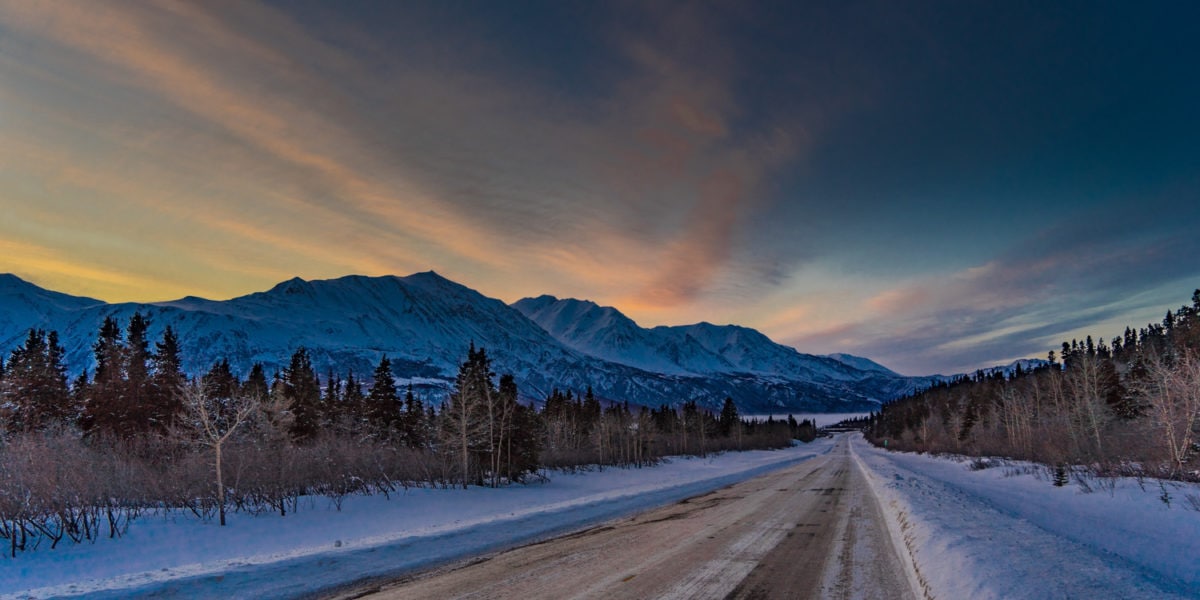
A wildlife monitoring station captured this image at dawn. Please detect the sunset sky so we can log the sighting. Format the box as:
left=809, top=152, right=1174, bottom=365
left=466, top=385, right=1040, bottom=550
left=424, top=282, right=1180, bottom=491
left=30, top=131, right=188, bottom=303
left=2, top=1, right=1199, bottom=375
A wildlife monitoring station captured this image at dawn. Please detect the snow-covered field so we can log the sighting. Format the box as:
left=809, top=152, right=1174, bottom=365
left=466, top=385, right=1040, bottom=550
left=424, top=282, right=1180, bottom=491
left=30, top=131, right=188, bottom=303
left=1, top=439, right=836, bottom=599
left=851, top=434, right=1200, bottom=599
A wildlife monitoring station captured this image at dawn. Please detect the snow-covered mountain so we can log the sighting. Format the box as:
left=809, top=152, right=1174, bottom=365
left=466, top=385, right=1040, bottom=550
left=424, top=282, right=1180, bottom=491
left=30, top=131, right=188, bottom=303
left=982, top=358, right=1052, bottom=378
left=0, top=273, right=934, bottom=412
left=514, top=297, right=871, bottom=381
left=512, top=296, right=936, bottom=403
left=510, top=296, right=735, bottom=375
left=823, top=353, right=900, bottom=376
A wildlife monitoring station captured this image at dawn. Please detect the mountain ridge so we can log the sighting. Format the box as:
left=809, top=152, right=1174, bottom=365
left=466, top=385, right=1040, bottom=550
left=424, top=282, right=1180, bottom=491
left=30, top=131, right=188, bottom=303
left=0, top=272, right=936, bottom=412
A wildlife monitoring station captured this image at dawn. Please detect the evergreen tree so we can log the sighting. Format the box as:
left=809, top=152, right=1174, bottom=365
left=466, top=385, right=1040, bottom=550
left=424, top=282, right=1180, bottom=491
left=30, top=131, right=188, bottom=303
left=366, top=356, right=400, bottom=436
left=202, top=359, right=239, bottom=426
left=1, top=329, right=71, bottom=431
left=322, top=368, right=342, bottom=428
left=283, top=347, right=321, bottom=441
left=243, top=363, right=269, bottom=403
left=400, top=384, right=425, bottom=448
left=70, top=369, right=90, bottom=425
left=203, top=360, right=239, bottom=399
left=719, top=397, right=739, bottom=437
left=124, top=313, right=154, bottom=432
left=150, top=325, right=185, bottom=427
left=342, top=370, right=366, bottom=429
left=498, top=374, right=540, bottom=482
left=83, top=317, right=125, bottom=437
left=582, top=386, right=601, bottom=426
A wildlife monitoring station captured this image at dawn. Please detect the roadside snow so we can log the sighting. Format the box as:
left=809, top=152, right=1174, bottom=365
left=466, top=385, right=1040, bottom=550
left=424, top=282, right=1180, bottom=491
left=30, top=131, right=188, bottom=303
left=1, top=439, right=835, bottom=599
left=851, top=434, right=1200, bottom=599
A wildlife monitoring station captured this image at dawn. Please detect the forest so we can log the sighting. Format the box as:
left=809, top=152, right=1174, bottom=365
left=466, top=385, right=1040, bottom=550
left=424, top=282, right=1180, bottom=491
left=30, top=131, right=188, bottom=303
left=0, top=315, right=814, bottom=557
left=868, top=290, right=1200, bottom=484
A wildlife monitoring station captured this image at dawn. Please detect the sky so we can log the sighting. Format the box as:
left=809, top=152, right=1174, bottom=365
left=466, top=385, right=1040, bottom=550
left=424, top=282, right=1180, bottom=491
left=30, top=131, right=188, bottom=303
left=1, top=1, right=1199, bottom=376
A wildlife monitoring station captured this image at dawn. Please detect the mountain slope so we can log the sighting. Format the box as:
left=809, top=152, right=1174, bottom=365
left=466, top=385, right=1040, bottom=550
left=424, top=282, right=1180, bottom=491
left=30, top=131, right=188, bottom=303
left=824, top=353, right=900, bottom=377
left=510, top=296, right=735, bottom=375
left=513, top=296, right=932, bottom=402
left=0, top=273, right=929, bottom=412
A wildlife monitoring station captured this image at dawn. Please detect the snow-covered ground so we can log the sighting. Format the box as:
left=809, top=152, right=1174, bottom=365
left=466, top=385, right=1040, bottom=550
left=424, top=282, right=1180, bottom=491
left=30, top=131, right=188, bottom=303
left=850, top=434, right=1200, bottom=599
left=1, top=439, right=836, bottom=599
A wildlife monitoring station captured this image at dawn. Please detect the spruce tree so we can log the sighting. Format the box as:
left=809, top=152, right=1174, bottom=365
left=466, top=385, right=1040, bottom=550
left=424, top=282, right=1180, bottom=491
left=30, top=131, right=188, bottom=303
left=124, top=313, right=153, bottom=432
left=283, top=347, right=321, bottom=441
left=582, top=386, right=601, bottom=431
left=203, top=359, right=240, bottom=425
left=401, top=384, right=425, bottom=447
left=83, top=316, right=125, bottom=436
left=342, top=370, right=366, bottom=429
left=499, top=375, right=540, bottom=482
left=71, top=369, right=90, bottom=426
left=719, top=397, right=739, bottom=437
left=150, top=325, right=185, bottom=427
left=243, top=363, right=269, bottom=403
left=366, top=356, right=400, bottom=437
left=322, top=368, right=342, bottom=429
left=1, top=329, right=70, bottom=431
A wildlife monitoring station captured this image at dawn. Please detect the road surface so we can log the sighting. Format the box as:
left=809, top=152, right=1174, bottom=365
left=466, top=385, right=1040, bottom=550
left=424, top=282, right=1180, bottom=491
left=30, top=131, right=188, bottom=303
left=333, top=435, right=916, bottom=600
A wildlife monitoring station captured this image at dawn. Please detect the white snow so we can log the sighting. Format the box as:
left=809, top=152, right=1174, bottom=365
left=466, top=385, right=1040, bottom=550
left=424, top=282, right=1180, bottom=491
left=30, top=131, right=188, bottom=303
left=512, top=296, right=901, bottom=384
left=824, top=352, right=899, bottom=376
left=850, top=434, right=1200, bottom=599
left=0, top=439, right=836, bottom=600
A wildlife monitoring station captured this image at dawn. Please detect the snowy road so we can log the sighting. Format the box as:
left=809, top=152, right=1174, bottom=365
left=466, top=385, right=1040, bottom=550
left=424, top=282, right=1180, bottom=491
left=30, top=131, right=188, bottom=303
left=11, top=433, right=1195, bottom=599
left=339, top=436, right=916, bottom=600
left=3, top=442, right=838, bottom=599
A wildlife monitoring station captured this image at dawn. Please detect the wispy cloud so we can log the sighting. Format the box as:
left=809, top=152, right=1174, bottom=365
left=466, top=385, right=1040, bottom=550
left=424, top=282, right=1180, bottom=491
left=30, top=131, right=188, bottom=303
left=0, top=0, right=823, bottom=308
left=786, top=220, right=1200, bottom=374
left=6, top=1, right=1193, bottom=374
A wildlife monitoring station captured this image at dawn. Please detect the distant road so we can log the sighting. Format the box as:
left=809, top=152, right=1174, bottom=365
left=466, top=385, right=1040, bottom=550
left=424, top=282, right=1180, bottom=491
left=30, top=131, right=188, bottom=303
left=335, top=435, right=916, bottom=600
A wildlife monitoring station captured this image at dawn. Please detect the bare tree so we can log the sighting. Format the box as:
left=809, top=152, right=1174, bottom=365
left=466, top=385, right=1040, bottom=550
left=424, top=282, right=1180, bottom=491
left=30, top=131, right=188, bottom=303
left=1065, top=355, right=1111, bottom=462
left=178, top=380, right=259, bottom=526
left=1140, top=350, right=1200, bottom=477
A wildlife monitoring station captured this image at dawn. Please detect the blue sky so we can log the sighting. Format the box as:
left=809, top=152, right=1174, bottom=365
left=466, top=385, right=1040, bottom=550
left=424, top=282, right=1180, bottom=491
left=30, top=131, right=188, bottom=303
left=1, top=0, right=1198, bottom=374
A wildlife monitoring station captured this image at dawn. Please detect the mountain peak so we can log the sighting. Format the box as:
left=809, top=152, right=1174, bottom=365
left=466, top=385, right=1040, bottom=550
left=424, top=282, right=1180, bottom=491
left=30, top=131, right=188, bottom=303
left=0, top=273, right=38, bottom=291
left=825, top=353, right=900, bottom=376
left=267, top=276, right=312, bottom=295
left=0, top=273, right=103, bottom=307
left=402, top=270, right=470, bottom=291
left=406, top=270, right=449, bottom=282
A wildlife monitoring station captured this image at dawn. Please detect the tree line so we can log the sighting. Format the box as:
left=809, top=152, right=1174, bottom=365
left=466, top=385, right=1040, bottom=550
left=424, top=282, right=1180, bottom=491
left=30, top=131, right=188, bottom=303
left=0, top=314, right=808, bottom=556
left=868, top=289, right=1200, bottom=483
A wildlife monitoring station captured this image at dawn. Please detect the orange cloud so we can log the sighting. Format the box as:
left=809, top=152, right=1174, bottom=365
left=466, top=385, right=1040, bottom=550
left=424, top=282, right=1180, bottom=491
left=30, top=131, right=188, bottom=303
left=0, top=0, right=838, bottom=319
left=0, top=0, right=508, bottom=269
left=0, top=238, right=169, bottom=298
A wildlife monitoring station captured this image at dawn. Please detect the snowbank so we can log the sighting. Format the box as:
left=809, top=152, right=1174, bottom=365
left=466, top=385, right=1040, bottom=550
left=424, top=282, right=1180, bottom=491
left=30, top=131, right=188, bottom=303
left=851, top=434, right=1200, bottom=599
left=2, top=439, right=835, bottom=599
